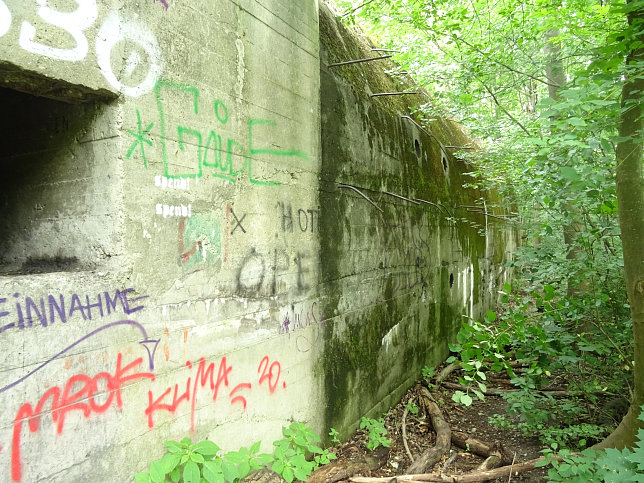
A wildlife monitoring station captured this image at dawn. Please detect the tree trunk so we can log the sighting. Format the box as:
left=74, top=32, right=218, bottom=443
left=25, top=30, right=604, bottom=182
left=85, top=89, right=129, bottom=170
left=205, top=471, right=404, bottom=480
left=594, top=1, right=644, bottom=450
left=545, top=28, right=589, bottom=300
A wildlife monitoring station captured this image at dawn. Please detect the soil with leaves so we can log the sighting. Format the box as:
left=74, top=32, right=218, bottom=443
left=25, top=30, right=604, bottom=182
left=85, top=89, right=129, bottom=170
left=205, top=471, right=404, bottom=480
left=315, top=366, right=550, bottom=483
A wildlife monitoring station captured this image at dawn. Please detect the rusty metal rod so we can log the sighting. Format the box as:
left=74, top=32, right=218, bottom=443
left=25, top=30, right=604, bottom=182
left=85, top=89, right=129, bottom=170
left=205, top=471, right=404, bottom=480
left=338, top=184, right=384, bottom=213
left=371, top=91, right=420, bottom=97
left=328, top=55, right=392, bottom=67
left=383, top=191, right=420, bottom=204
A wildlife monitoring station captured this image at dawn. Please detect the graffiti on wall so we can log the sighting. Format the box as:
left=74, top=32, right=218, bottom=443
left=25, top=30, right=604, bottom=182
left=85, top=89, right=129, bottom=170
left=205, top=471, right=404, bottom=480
left=146, top=355, right=285, bottom=432
left=0, top=1, right=162, bottom=97
left=0, top=319, right=158, bottom=395
left=0, top=288, right=147, bottom=335
left=4, top=314, right=289, bottom=481
left=235, top=247, right=311, bottom=297
left=278, top=202, right=319, bottom=233
left=178, top=215, right=221, bottom=268
left=10, top=352, right=155, bottom=481
left=154, top=0, right=170, bottom=9
left=279, top=301, right=326, bottom=352
left=126, top=80, right=309, bottom=185
left=381, top=215, right=432, bottom=297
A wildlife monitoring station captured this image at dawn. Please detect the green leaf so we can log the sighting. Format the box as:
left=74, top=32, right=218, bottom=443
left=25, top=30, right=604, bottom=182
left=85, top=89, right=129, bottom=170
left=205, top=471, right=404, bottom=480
left=282, top=466, right=295, bottom=483
left=149, top=460, right=166, bottom=483
left=567, top=117, right=587, bottom=127
left=202, top=460, right=224, bottom=483
left=135, top=472, right=152, bottom=483
left=272, top=461, right=285, bottom=474
left=461, top=393, right=473, bottom=406
left=193, top=441, right=221, bottom=457
left=170, top=466, right=181, bottom=483
left=191, top=453, right=205, bottom=464
left=183, top=461, right=201, bottom=483
left=221, top=461, right=239, bottom=483
left=165, top=441, right=184, bottom=454
left=160, top=453, right=181, bottom=474
left=560, top=167, right=580, bottom=181
left=250, top=441, right=262, bottom=454
left=256, top=453, right=275, bottom=465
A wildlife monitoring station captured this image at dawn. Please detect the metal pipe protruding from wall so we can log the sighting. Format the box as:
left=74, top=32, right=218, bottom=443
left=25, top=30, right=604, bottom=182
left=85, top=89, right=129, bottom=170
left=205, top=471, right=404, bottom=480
left=383, top=191, right=420, bottom=204
left=338, top=183, right=384, bottom=213
left=328, top=55, right=392, bottom=67
left=400, top=115, right=449, bottom=161
left=371, top=91, right=420, bottom=97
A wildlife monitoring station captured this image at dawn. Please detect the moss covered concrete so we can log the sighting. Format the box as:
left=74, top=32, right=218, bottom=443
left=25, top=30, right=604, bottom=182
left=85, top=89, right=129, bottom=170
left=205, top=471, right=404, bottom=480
left=317, top=2, right=517, bottom=438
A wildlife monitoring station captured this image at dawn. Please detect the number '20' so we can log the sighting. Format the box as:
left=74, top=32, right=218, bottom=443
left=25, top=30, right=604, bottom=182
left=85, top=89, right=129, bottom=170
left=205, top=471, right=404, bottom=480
left=0, top=0, right=162, bottom=97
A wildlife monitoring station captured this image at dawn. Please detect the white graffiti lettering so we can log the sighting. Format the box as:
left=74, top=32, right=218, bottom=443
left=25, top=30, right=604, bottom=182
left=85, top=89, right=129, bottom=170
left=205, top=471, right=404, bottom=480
left=19, top=0, right=98, bottom=62
left=2, top=2, right=161, bottom=98
left=96, top=12, right=162, bottom=97
left=0, top=1, right=10, bottom=38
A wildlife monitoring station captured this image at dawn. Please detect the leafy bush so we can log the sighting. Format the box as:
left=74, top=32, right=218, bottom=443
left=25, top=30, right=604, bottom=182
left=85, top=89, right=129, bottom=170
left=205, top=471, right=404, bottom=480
left=135, top=422, right=335, bottom=483
left=539, top=408, right=644, bottom=481
left=359, top=417, right=391, bottom=451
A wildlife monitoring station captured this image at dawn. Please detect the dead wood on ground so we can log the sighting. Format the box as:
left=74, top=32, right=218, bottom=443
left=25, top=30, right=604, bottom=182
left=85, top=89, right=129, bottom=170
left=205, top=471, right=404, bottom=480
left=450, top=431, right=514, bottom=466
left=406, top=388, right=451, bottom=474
left=351, top=455, right=556, bottom=482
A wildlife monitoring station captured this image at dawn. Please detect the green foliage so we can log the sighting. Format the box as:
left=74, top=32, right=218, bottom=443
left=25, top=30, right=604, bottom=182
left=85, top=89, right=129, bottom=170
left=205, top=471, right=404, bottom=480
left=359, top=417, right=391, bottom=451
left=421, top=365, right=435, bottom=381
left=340, top=0, right=640, bottom=456
left=135, top=423, right=336, bottom=483
left=272, top=422, right=337, bottom=482
left=540, top=408, right=644, bottom=481
left=447, top=283, right=630, bottom=450
left=328, top=427, right=341, bottom=445
left=405, top=400, right=419, bottom=415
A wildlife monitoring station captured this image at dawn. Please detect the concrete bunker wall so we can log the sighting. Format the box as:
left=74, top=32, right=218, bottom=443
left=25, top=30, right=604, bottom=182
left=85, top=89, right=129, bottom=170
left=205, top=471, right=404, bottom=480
left=0, top=1, right=514, bottom=481
left=317, top=3, right=516, bottom=435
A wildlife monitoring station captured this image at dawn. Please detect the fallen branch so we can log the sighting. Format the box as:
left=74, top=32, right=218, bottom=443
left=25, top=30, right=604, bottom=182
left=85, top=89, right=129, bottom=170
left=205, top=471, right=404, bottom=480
left=441, top=381, right=569, bottom=397
left=436, top=363, right=461, bottom=384
left=402, top=404, right=414, bottom=463
left=451, top=432, right=513, bottom=466
left=308, top=445, right=389, bottom=483
left=474, top=443, right=502, bottom=472
left=351, top=455, right=557, bottom=482
left=406, top=388, right=451, bottom=474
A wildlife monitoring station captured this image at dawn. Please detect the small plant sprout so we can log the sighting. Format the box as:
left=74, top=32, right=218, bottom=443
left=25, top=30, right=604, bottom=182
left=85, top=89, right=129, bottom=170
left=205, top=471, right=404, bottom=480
left=404, top=399, right=419, bottom=415
left=360, top=417, right=391, bottom=451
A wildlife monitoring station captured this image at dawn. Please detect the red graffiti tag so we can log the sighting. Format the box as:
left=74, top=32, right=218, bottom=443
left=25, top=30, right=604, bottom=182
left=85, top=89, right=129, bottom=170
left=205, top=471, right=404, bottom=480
left=145, top=357, right=234, bottom=432
left=11, top=354, right=154, bottom=481
left=145, top=356, right=285, bottom=432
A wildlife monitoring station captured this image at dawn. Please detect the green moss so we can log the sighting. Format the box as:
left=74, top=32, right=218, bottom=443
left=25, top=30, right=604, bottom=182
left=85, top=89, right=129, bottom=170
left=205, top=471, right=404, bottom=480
left=317, top=1, right=514, bottom=438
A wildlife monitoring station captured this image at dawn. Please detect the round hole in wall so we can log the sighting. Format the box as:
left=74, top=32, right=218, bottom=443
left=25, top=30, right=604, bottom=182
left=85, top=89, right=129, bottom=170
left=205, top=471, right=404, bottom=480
left=449, top=273, right=454, bottom=288
left=414, top=139, right=421, bottom=158
left=441, top=152, right=448, bottom=171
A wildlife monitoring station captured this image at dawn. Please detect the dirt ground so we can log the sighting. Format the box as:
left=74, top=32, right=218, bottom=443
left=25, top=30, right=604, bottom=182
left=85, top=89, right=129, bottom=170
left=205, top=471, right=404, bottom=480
left=323, top=365, right=551, bottom=482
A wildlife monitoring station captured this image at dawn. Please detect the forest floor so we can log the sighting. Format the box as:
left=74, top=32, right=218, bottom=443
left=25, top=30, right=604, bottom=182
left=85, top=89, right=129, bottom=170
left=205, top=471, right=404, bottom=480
left=316, top=364, right=555, bottom=483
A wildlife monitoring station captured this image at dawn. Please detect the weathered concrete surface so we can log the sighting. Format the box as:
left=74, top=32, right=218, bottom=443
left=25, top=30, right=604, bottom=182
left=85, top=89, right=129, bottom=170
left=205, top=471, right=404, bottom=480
left=317, top=3, right=517, bottom=437
left=0, top=1, right=514, bottom=481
